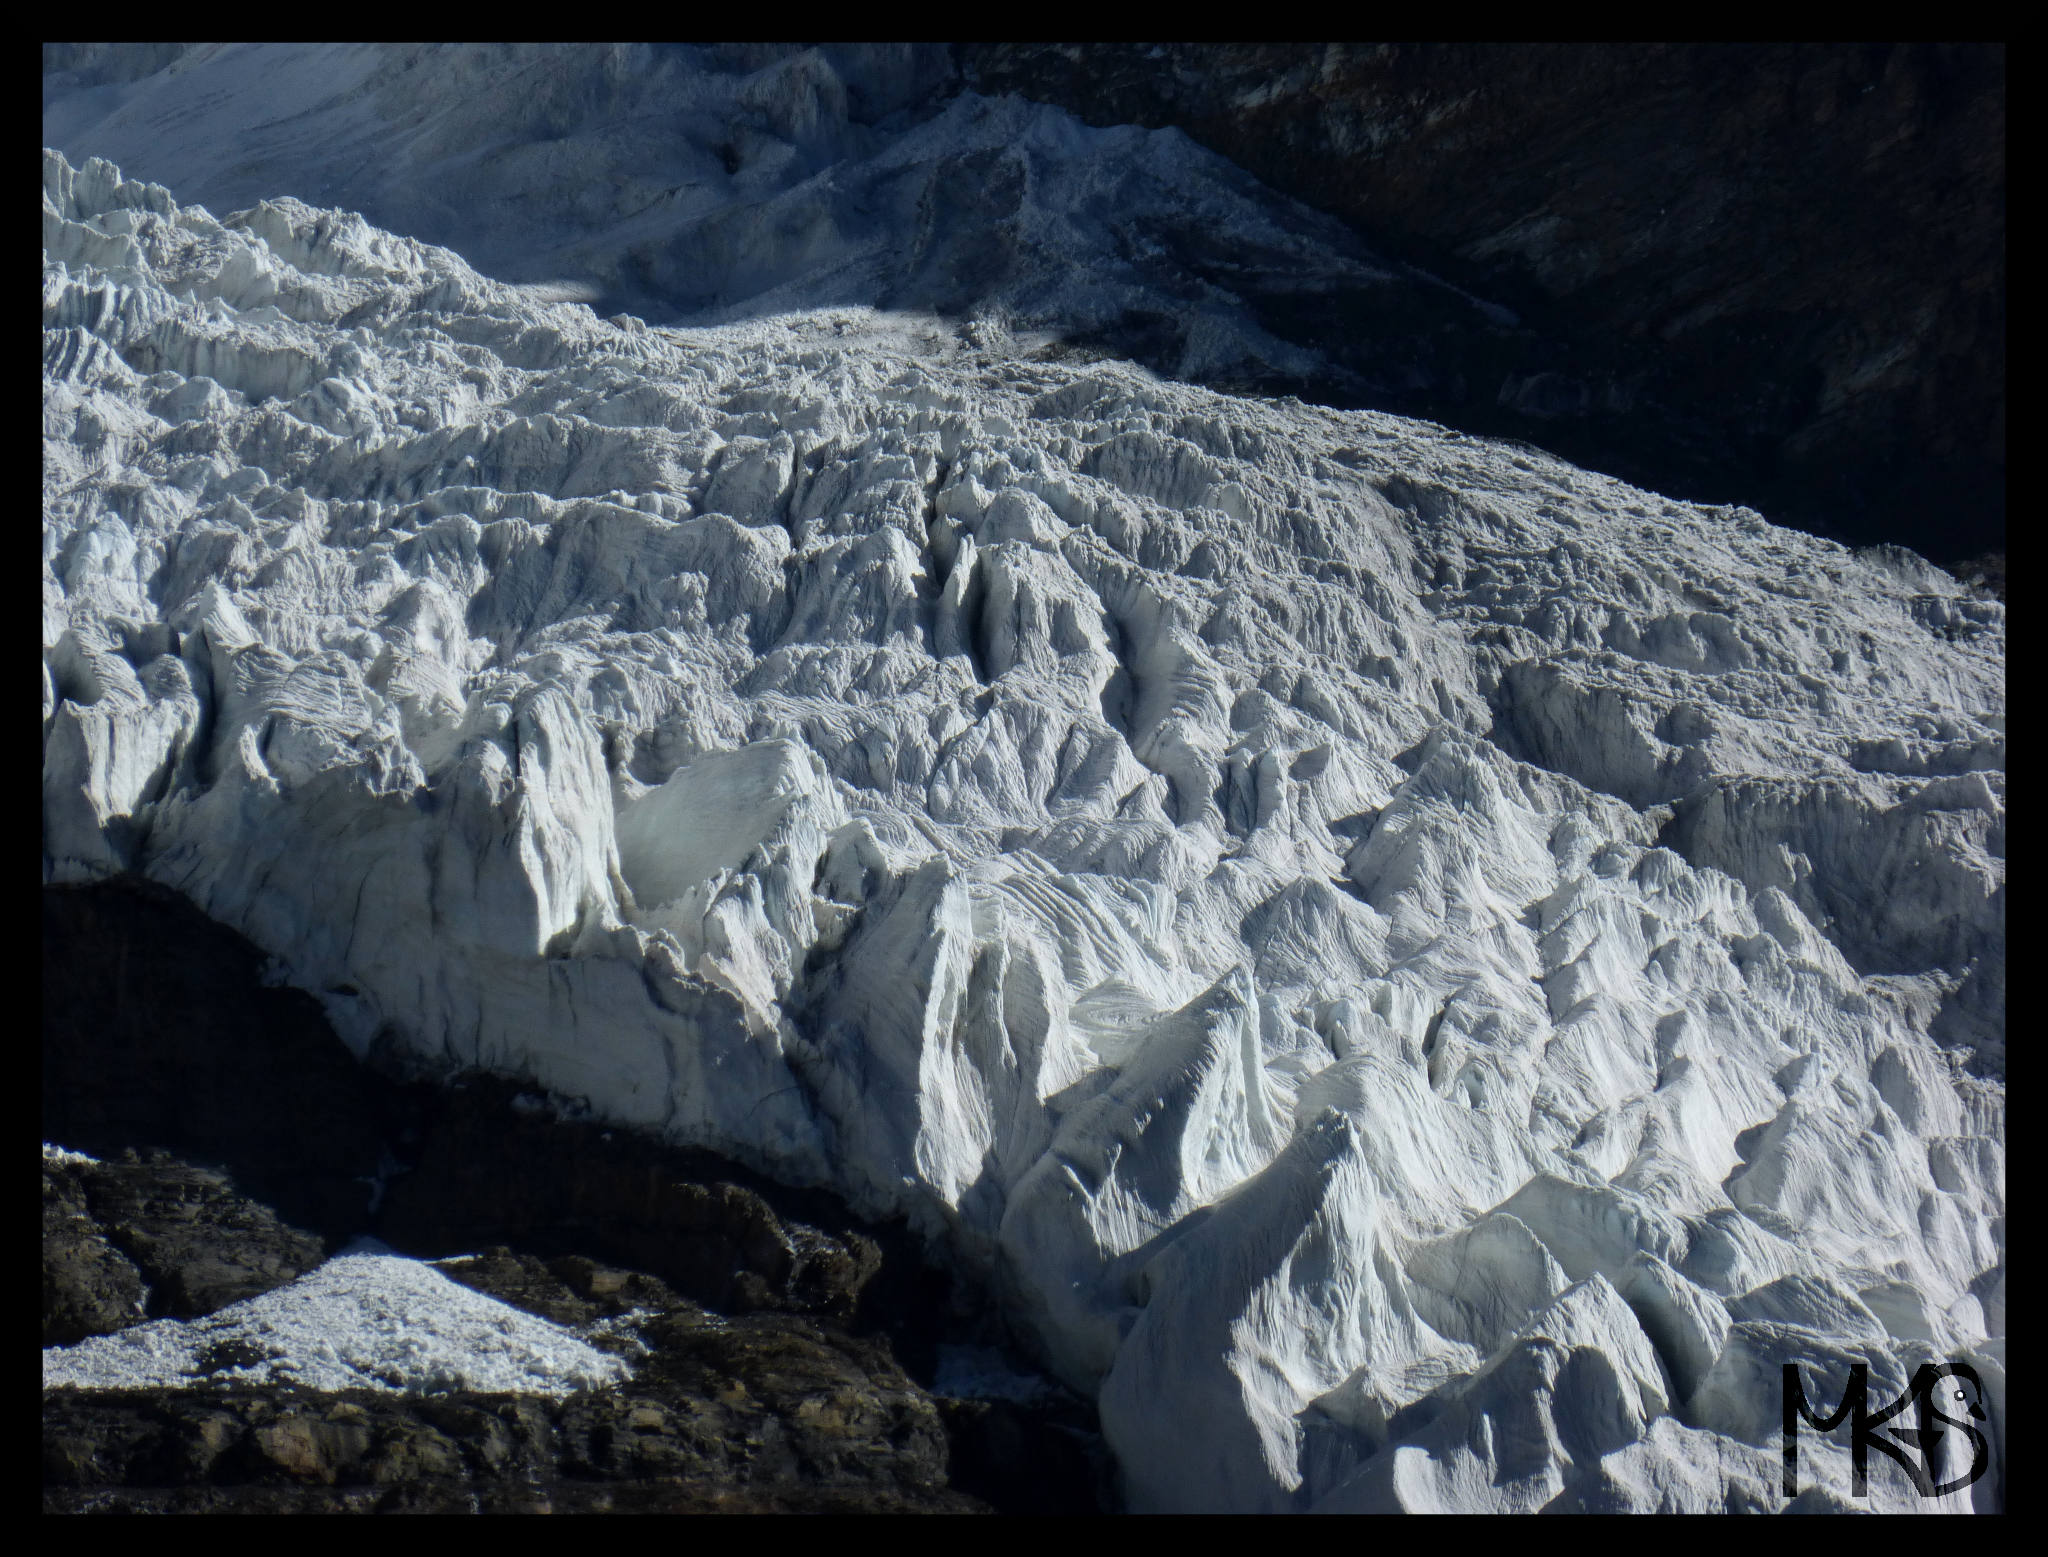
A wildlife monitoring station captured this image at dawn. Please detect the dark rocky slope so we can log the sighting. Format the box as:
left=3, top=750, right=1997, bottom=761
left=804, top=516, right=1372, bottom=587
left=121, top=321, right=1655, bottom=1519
left=43, top=878, right=1106, bottom=1514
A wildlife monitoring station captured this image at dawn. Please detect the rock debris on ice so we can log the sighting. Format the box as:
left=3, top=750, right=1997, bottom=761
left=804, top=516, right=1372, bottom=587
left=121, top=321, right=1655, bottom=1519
left=41, top=149, right=2004, bottom=1512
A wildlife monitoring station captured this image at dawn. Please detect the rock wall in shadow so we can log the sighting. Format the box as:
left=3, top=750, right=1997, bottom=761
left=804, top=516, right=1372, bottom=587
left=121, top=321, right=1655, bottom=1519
left=42, top=877, right=1108, bottom=1514
left=963, top=42, right=2005, bottom=564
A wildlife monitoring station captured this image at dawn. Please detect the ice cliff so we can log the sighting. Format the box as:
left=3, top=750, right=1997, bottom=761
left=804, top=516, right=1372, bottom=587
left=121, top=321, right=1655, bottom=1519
left=42, top=148, right=2004, bottom=1513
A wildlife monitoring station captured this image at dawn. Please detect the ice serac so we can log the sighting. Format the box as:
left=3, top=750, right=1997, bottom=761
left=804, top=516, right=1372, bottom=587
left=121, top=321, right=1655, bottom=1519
left=40, top=150, right=2004, bottom=1513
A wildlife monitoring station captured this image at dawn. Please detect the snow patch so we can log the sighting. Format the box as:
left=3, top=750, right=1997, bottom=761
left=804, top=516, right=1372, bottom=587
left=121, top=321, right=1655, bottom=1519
left=41, top=1242, right=628, bottom=1397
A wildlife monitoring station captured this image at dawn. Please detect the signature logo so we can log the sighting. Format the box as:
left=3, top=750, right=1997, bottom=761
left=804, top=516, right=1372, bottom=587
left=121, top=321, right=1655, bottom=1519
left=1783, top=1361, right=1988, bottom=1498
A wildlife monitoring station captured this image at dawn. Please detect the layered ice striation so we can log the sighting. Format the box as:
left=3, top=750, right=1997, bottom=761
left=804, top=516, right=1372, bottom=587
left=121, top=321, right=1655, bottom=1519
left=42, top=150, right=2004, bottom=1512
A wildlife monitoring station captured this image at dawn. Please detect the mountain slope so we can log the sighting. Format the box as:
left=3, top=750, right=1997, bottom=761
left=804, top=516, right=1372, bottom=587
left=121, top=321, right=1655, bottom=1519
left=45, top=42, right=2004, bottom=562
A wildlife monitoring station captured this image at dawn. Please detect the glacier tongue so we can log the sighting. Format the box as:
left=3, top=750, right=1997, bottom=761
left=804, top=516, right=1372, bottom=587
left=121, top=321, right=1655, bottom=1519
left=40, top=148, right=2004, bottom=1513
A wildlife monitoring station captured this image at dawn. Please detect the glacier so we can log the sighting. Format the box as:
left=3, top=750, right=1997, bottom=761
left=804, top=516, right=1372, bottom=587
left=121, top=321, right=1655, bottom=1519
left=41, top=147, right=2004, bottom=1513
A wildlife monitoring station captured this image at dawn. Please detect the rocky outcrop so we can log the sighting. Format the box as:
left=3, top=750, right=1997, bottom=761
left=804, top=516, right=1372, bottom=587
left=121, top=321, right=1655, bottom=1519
left=961, top=43, right=2005, bottom=563
left=45, top=1278, right=980, bottom=1513
left=43, top=877, right=1109, bottom=1513
left=43, top=877, right=401, bottom=1241
left=43, top=1150, right=324, bottom=1345
left=44, top=1163, right=146, bottom=1346
left=44, top=1232, right=1108, bottom=1513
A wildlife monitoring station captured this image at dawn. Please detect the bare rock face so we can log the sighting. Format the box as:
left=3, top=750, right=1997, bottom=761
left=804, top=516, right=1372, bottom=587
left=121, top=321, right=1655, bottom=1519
left=42, top=1150, right=325, bottom=1345
left=40, top=877, right=937, bottom=1342
left=961, top=43, right=2005, bottom=562
left=43, top=1165, right=147, bottom=1345
left=369, top=1089, right=890, bottom=1326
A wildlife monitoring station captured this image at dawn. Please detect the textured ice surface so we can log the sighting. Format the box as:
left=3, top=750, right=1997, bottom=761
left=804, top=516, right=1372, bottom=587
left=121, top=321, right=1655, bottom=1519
left=41, top=1241, right=628, bottom=1396
left=41, top=149, right=2004, bottom=1512
left=40, top=43, right=1507, bottom=394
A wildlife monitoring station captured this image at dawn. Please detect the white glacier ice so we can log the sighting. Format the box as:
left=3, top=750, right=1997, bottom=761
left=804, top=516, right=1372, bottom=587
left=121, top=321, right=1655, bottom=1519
left=41, top=147, right=2003, bottom=1512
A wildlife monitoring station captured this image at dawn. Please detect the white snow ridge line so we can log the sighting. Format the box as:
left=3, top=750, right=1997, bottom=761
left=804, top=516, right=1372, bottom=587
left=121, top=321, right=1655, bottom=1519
left=41, top=147, right=2003, bottom=1512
